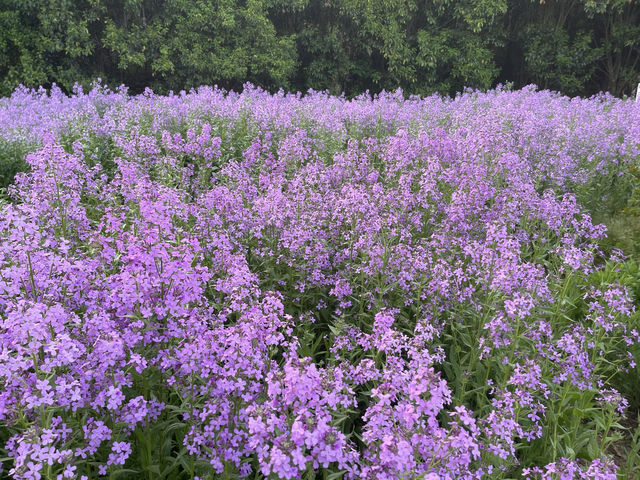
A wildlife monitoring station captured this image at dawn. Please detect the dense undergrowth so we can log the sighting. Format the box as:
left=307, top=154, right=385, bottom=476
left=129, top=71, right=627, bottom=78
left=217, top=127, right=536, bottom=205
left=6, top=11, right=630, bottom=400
left=0, top=83, right=640, bottom=479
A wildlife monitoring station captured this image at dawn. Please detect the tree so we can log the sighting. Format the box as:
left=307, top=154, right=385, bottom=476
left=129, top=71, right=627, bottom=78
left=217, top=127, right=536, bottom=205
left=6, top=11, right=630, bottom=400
left=584, top=0, right=640, bottom=96
left=0, top=0, right=100, bottom=96
left=101, top=0, right=297, bottom=92
left=281, top=0, right=508, bottom=96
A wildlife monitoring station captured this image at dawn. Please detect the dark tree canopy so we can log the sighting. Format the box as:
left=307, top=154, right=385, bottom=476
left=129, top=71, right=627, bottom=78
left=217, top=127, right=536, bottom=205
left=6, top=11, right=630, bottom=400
left=1, top=0, right=639, bottom=97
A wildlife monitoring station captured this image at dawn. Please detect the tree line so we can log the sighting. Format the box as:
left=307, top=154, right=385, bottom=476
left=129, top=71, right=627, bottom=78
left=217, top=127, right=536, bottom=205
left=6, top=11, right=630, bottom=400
left=1, top=0, right=639, bottom=98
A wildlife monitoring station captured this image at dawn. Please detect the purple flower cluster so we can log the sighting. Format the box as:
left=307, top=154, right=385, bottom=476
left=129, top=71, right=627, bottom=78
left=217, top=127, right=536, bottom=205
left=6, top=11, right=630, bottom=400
left=0, top=83, right=638, bottom=478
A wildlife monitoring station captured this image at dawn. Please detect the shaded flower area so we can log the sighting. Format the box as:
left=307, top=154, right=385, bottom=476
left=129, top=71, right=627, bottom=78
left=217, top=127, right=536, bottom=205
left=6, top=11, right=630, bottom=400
left=0, top=83, right=639, bottom=479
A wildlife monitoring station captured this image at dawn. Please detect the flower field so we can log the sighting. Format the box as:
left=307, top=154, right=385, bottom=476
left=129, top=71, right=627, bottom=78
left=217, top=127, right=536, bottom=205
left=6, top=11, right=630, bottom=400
left=1, top=83, right=640, bottom=479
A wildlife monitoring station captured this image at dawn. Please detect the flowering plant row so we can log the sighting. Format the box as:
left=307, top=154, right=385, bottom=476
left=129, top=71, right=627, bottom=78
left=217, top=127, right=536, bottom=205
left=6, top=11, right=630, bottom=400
left=0, top=83, right=639, bottom=479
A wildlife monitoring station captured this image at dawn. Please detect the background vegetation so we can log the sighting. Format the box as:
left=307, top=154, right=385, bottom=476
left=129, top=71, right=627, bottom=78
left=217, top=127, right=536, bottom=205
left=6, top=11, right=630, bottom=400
left=1, top=0, right=639, bottom=98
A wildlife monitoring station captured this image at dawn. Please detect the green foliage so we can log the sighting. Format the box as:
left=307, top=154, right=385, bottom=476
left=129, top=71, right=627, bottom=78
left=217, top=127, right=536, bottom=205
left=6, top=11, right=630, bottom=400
left=503, top=0, right=640, bottom=96
left=288, top=0, right=507, bottom=96
left=0, top=0, right=101, bottom=96
left=621, top=415, right=640, bottom=480
left=2, top=0, right=639, bottom=97
left=519, top=26, right=600, bottom=96
left=0, top=139, right=32, bottom=194
left=101, top=0, right=297, bottom=92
